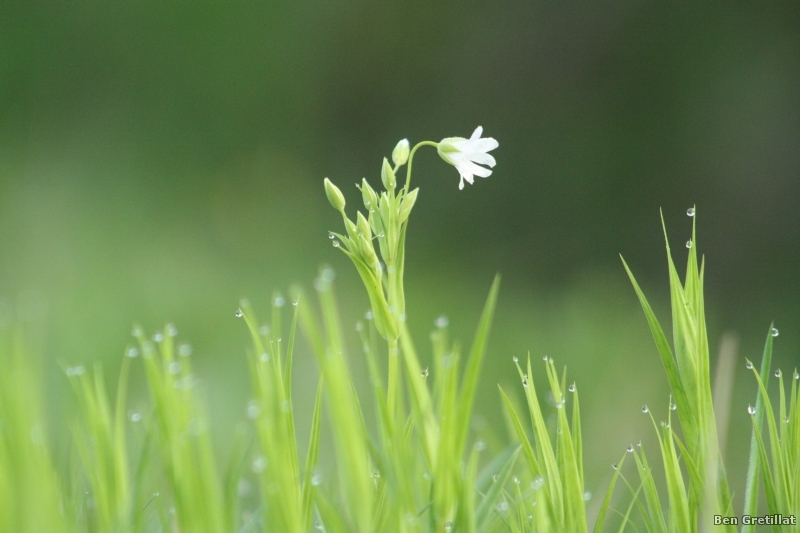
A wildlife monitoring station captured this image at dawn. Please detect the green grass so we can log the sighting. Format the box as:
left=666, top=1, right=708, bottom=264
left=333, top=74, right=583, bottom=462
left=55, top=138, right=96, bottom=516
left=0, top=137, right=798, bottom=532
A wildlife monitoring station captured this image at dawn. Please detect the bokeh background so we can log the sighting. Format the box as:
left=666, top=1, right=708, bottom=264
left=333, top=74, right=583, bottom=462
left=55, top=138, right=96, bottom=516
left=2, top=1, right=799, bottom=507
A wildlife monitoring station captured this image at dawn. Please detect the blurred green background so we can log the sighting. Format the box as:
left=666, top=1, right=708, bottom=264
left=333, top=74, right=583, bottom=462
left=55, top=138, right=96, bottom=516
left=1, top=2, right=799, bottom=504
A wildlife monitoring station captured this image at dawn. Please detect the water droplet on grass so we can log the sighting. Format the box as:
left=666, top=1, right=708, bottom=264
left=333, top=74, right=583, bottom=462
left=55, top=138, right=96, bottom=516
left=420, top=368, right=429, bottom=378
left=129, top=412, right=142, bottom=422
left=235, top=309, right=243, bottom=318
left=497, top=502, right=508, bottom=512
left=513, top=476, right=520, bottom=484
left=168, top=362, right=181, bottom=375
left=475, top=440, right=486, bottom=451
left=178, top=344, right=192, bottom=357
left=687, top=207, right=695, bottom=217
left=312, top=474, right=322, bottom=486
left=794, top=370, right=799, bottom=380
left=66, top=366, right=86, bottom=377
left=746, top=361, right=753, bottom=370
left=153, top=332, right=164, bottom=343
left=512, top=356, right=518, bottom=363
left=627, top=445, right=634, bottom=452
left=273, top=296, right=285, bottom=307
left=247, top=401, right=261, bottom=419
left=531, top=475, right=544, bottom=489
left=612, top=463, right=618, bottom=470
left=332, top=240, right=340, bottom=248
left=252, top=456, right=267, bottom=473
left=772, top=327, right=779, bottom=337
left=568, top=383, right=575, bottom=393
left=686, top=240, right=692, bottom=249
left=435, top=316, right=449, bottom=328
left=126, top=347, right=139, bottom=358
left=748, top=405, right=756, bottom=415
left=167, top=324, right=178, bottom=337
left=642, top=405, right=649, bottom=413
left=328, top=233, right=335, bottom=239
left=542, top=355, right=549, bottom=362
left=131, top=327, right=143, bottom=337
left=260, top=353, right=270, bottom=362
left=775, top=369, right=782, bottom=378
left=522, top=379, right=528, bottom=387
left=259, top=325, right=270, bottom=335
left=365, top=311, right=373, bottom=320
left=670, top=401, right=677, bottom=411
left=583, top=491, right=592, bottom=501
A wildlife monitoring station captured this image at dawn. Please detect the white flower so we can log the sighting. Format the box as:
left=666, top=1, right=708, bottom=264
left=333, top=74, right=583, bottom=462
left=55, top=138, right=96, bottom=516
left=437, top=126, right=498, bottom=190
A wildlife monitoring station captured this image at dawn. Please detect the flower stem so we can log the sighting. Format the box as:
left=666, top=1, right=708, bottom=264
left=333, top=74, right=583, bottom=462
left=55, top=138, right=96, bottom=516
left=403, top=141, right=438, bottom=196
left=387, top=337, right=399, bottom=423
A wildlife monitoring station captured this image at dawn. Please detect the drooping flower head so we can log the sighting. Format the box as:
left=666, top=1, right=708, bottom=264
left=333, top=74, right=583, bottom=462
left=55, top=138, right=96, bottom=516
left=437, top=126, right=499, bottom=190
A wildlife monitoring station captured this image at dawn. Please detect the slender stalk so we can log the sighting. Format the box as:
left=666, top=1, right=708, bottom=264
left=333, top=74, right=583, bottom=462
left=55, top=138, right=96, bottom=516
left=403, top=141, right=438, bottom=196
left=387, top=337, right=399, bottom=423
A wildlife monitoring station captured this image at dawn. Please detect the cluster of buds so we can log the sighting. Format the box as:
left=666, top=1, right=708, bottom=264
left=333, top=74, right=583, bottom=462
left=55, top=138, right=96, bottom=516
left=324, top=139, right=417, bottom=340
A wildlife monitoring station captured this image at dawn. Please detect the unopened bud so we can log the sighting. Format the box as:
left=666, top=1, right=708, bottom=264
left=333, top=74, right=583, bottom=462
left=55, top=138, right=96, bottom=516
left=398, top=188, right=419, bottom=224
left=356, top=211, right=372, bottom=240
left=381, top=158, right=396, bottom=191
left=324, top=178, right=346, bottom=211
left=359, top=178, right=378, bottom=210
left=392, top=139, right=410, bottom=166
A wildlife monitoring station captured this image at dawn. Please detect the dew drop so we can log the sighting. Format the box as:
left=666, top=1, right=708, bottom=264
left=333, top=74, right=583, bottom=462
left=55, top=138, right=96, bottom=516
left=522, top=379, right=528, bottom=387
left=492, top=474, right=499, bottom=483
left=126, top=347, right=140, bottom=358
left=686, top=239, right=692, bottom=249
left=153, top=332, right=164, bottom=343
left=355, top=322, right=364, bottom=332
left=687, top=207, right=695, bottom=217
left=497, top=502, right=508, bottom=512
left=637, top=440, right=642, bottom=447
left=556, top=400, right=565, bottom=409
left=475, top=440, right=486, bottom=451
left=153, top=491, right=160, bottom=497
left=168, top=362, right=181, bottom=375
left=531, top=475, right=544, bottom=490
left=235, top=309, right=243, bottom=318
left=259, top=325, right=270, bottom=336
left=612, top=463, right=618, bottom=470
left=583, top=491, right=592, bottom=501
left=746, top=361, right=753, bottom=370
left=66, top=366, right=86, bottom=377
left=445, top=520, right=453, bottom=531
left=178, top=344, right=192, bottom=357
left=311, top=474, right=322, bottom=486
left=627, top=444, right=634, bottom=453
left=167, top=324, right=178, bottom=337
left=748, top=404, right=756, bottom=415
left=129, top=412, right=142, bottom=422
left=642, top=405, right=649, bottom=413
left=252, top=456, right=267, bottom=473
left=273, top=296, right=285, bottom=307
left=328, top=232, right=335, bottom=239
left=542, top=355, right=549, bottom=362
left=365, top=311, right=374, bottom=320
left=568, top=383, right=576, bottom=393
left=513, top=476, right=520, bottom=485
left=775, top=369, right=782, bottom=378
left=292, top=300, right=298, bottom=306
left=772, top=327, right=779, bottom=337
left=435, top=315, right=449, bottom=328
left=794, top=371, right=799, bottom=380
left=260, top=352, right=270, bottom=362
left=247, top=401, right=261, bottom=419
left=131, top=327, right=143, bottom=337
left=670, top=401, right=677, bottom=411
left=420, top=368, right=429, bottom=378
left=332, top=240, right=340, bottom=248
left=512, top=356, right=519, bottom=363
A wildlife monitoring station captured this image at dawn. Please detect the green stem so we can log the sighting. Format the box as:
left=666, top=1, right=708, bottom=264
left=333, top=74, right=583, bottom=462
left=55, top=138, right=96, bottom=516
left=387, top=337, right=399, bottom=423
left=403, top=141, right=438, bottom=196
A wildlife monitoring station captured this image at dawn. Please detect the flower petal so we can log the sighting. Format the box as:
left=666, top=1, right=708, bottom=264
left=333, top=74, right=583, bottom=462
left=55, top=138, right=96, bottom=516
left=468, top=152, right=496, bottom=167
left=470, top=126, right=483, bottom=141
left=458, top=159, right=492, bottom=179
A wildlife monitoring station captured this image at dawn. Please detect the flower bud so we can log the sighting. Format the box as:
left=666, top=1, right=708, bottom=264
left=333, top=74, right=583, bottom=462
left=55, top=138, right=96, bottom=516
left=398, top=188, right=419, bottom=224
left=359, top=178, right=378, bottom=210
left=391, top=138, right=410, bottom=167
left=356, top=211, right=372, bottom=240
left=380, top=158, right=396, bottom=191
left=324, top=178, right=346, bottom=212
